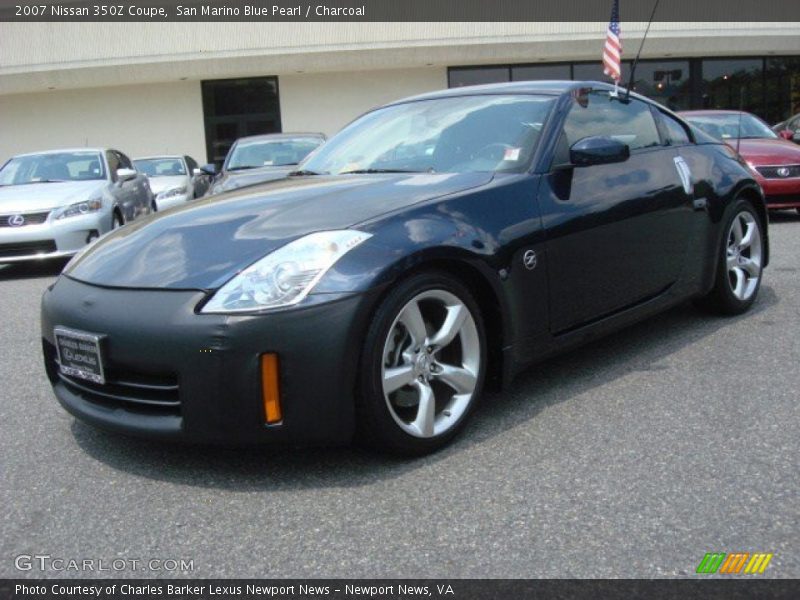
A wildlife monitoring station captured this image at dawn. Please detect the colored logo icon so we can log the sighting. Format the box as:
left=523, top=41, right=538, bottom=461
left=696, top=552, right=774, bottom=574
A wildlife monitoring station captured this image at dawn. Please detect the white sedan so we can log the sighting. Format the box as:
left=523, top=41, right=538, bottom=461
left=0, top=148, right=154, bottom=263
left=133, top=155, right=210, bottom=210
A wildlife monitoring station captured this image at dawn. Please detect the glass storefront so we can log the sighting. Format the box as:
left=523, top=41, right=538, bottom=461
left=449, top=56, right=800, bottom=125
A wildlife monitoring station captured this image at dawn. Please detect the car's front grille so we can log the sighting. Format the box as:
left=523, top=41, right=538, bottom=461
left=0, top=240, right=57, bottom=258
left=0, top=211, right=51, bottom=227
left=43, top=340, right=181, bottom=415
left=755, top=164, right=800, bottom=179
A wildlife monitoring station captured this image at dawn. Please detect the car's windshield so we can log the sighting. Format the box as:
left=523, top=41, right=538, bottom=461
left=133, top=158, right=186, bottom=177
left=0, top=151, right=106, bottom=185
left=300, top=94, right=556, bottom=175
left=685, top=113, right=778, bottom=140
left=226, top=138, right=324, bottom=171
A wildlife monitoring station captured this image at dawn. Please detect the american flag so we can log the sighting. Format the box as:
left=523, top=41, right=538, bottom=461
left=603, top=0, right=622, bottom=82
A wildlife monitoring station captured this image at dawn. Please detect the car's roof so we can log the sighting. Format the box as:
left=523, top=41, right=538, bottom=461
left=390, top=80, right=650, bottom=105
left=14, top=147, right=106, bottom=158
left=234, top=132, right=325, bottom=143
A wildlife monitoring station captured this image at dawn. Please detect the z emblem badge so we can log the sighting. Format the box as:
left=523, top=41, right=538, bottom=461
left=523, top=250, right=538, bottom=270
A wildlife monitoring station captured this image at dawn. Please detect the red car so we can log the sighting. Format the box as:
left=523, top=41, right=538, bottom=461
left=681, top=110, right=800, bottom=213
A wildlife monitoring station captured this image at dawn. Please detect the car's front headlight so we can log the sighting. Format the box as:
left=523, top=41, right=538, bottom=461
left=200, top=230, right=372, bottom=313
left=55, top=198, right=103, bottom=220
left=157, top=186, right=187, bottom=200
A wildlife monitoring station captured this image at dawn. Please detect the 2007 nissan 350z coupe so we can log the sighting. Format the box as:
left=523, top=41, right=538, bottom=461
left=42, top=82, right=769, bottom=455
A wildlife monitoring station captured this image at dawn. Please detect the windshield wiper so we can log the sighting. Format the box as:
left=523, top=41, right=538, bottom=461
left=288, top=169, right=326, bottom=176
left=227, top=166, right=258, bottom=172
left=339, top=168, right=429, bottom=175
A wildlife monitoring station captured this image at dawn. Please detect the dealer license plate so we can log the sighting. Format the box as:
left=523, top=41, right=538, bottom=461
left=54, top=326, right=106, bottom=384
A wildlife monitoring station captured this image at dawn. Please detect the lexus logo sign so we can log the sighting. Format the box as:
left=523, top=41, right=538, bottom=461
left=8, top=214, right=25, bottom=227
left=777, top=167, right=791, bottom=178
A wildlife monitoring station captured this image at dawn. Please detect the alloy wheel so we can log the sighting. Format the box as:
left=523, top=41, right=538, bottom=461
left=381, top=289, right=480, bottom=438
left=726, top=210, right=762, bottom=301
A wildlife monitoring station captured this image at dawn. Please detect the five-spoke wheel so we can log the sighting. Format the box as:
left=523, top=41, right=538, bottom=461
left=696, top=198, right=765, bottom=315
left=382, top=289, right=480, bottom=439
left=358, top=272, right=486, bottom=455
left=725, top=210, right=762, bottom=301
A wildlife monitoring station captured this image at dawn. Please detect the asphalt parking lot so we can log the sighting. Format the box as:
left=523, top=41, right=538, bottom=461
left=1, top=213, right=798, bottom=580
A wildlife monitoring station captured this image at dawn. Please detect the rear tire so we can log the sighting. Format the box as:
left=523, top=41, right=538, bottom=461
left=356, top=271, right=487, bottom=456
left=696, top=198, right=764, bottom=315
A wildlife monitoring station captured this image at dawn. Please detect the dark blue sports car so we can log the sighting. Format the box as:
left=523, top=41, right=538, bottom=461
left=42, top=81, right=768, bottom=455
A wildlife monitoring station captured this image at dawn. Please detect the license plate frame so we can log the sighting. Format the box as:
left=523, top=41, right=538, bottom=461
left=54, top=326, right=106, bottom=385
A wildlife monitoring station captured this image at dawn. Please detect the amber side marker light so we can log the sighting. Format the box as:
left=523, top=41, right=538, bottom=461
left=260, top=353, right=282, bottom=424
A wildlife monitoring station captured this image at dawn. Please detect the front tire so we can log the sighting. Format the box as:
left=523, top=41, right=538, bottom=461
left=697, top=198, right=764, bottom=315
left=356, top=271, right=487, bottom=456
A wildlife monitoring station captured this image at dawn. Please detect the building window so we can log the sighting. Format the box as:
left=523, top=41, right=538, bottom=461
left=630, top=60, right=691, bottom=111
left=201, top=77, right=282, bottom=167
left=448, top=66, right=510, bottom=88
left=765, top=57, right=800, bottom=124
left=701, top=58, right=763, bottom=114
left=512, top=63, right=571, bottom=81
left=448, top=56, right=800, bottom=126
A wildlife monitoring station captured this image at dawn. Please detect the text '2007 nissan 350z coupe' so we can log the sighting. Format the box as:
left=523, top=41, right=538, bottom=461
left=41, top=82, right=769, bottom=455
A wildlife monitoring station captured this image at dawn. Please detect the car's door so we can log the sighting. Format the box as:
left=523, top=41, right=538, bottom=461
left=116, top=150, right=150, bottom=217
left=538, top=90, right=694, bottom=333
left=105, top=150, right=131, bottom=221
left=185, top=155, right=207, bottom=197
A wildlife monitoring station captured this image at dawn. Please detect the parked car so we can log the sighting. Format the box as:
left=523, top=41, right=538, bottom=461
left=772, top=112, right=800, bottom=144
left=203, top=133, right=325, bottom=195
left=0, top=148, right=154, bottom=263
left=42, top=82, right=768, bottom=455
left=133, top=155, right=210, bottom=210
left=681, top=110, right=800, bottom=213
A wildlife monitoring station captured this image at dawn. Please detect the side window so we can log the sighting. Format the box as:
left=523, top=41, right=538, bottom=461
left=106, top=151, right=120, bottom=179
left=658, top=111, right=692, bottom=146
left=563, top=91, right=661, bottom=152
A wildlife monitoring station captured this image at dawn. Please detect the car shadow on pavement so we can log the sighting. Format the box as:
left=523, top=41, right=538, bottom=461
left=70, top=285, right=779, bottom=491
left=0, top=259, right=69, bottom=281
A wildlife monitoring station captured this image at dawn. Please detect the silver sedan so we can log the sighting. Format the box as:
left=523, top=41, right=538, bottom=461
left=133, top=155, right=211, bottom=210
left=0, top=148, right=154, bottom=263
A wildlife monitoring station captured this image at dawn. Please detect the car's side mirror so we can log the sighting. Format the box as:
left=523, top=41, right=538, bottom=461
left=199, top=164, right=217, bottom=176
left=778, top=130, right=794, bottom=141
left=569, top=136, right=630, bottom=167
left=116, top=168, right=137, bottom=182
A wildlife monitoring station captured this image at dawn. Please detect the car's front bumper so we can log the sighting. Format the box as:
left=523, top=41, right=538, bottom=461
left=41, top=275, right=376, bottom=445
left=0, top=212, right=109, bottom=263
left=756, top=176, right=800, bottom=208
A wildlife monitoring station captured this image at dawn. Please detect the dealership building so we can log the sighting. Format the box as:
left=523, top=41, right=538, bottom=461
left=0, top=22, right=798, bottom=165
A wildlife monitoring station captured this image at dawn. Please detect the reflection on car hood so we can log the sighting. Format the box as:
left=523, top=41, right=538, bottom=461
left=0, top=180, right=106, bottom=213
left=727, top=138, right=800, bottom=164
left=148, top=175, right=190, bottom=195
left=66, top=172, right=492, bottom=290
left=211, top=166, right=295, bottom=194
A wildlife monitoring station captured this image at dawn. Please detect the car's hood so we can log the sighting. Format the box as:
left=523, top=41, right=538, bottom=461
left=66, top=172, right=492, bottom=290
left=148, top=175, right=190, bottom=195
left=211, top=166, right=295, bottom=194
left=0, top=180, right=106, bottom=213
left=727, top=138, right=800, bottom=164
